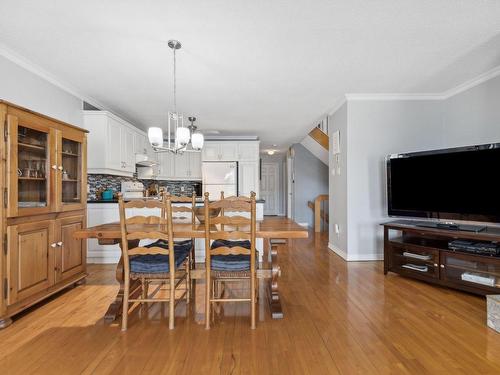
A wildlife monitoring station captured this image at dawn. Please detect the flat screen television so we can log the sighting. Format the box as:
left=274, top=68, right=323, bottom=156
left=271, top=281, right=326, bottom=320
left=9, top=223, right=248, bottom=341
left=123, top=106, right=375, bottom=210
left=387, top=143, right=500, bottom=226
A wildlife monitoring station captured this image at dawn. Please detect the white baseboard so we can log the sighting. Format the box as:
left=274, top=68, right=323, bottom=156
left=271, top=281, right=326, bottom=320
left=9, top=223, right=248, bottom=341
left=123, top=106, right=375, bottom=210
left=298, top=222, right=309, bottom=228
left=328, top=242, right=383, bottom=261
left=328, top=242, right=348, bottom=260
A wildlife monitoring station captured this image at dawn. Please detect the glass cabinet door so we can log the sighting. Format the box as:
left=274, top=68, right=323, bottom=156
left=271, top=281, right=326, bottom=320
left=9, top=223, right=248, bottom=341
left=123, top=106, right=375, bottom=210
left=441, top=251, right=500, bottom=292
left=58, top=133, right=86, bottom=211
left=7, top=114, right=55, bottom=217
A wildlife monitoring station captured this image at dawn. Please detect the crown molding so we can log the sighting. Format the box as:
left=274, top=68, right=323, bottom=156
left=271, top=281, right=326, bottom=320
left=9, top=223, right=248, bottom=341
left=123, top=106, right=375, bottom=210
left=441, top=65, right=500, bottom=99
left=0, top=42, right=141, bottom=127
left=345, top=93, right=445, bottom=101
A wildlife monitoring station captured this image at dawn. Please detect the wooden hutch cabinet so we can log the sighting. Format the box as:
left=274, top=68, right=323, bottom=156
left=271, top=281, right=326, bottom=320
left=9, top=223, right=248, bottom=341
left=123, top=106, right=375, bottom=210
left=0, top=101, right=88, bottom=328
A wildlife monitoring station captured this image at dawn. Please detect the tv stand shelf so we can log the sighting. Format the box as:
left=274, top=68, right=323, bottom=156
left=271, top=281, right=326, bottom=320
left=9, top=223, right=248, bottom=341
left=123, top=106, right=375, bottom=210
left=383, top=221, right=500, bottom=295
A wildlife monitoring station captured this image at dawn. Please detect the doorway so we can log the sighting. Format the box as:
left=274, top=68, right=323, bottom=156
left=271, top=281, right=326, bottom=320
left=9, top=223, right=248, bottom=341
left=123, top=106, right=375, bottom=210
left=261, top=162, right=280, bottom=215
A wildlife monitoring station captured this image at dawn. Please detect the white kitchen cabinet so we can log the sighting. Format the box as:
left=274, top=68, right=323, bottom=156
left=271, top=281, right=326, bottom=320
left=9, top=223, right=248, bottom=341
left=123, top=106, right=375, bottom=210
left=121, top=126, right=135, bottom=173
left=172, top=152, right=202, bottom=180
left=173, top=153, right=189, bottom=178
left=238, top=161, right=259, bottom=198
left=106, top=117, right=122, bottom=171
left=189, top=152, right=202, bottom=179
left=202, top=141, right=238, bottom=161
left=156, top=152, right=175, bottom=179
left=237, top=142, right=259, bottom=161
left=85, top=111, right=140, bottom=177
left=133, top=132, right=147, bottom=155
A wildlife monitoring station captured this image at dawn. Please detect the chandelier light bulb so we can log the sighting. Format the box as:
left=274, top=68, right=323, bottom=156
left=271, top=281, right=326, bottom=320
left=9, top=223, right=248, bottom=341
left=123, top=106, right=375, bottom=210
left=191, top=132, right=204, bottom=150
left=176, top=127, right=190, bottom=146
left=148, top=127, right=164, bottom=147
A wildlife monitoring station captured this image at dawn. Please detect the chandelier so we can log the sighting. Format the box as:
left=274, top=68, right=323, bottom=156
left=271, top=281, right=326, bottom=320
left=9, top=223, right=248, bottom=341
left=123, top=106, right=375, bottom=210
left=148, top=40, right=204, bottom=153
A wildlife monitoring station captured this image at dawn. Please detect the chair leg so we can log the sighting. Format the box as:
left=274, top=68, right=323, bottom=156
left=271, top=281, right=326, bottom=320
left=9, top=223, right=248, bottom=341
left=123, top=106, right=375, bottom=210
left=141, top=278, right=148, bottom=302
left=185, top=263, right=191, bottom=303
left=122, top=277, right=130, bottom=331
left=250, top=275, right=256, bottom=329
left=205, top=276, right=211, bottom=329
left=191, top=246, right=196, bottom=269
left=169, top=273, right=175, bottom=330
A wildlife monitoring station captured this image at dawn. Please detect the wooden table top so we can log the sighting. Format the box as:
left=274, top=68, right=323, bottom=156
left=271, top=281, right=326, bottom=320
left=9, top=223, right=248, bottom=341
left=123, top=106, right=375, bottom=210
left=75, top=217, right=309, bottom=240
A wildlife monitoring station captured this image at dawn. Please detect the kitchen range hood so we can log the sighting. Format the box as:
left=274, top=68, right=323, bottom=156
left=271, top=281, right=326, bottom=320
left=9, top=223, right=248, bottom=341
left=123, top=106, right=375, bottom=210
left=135, top=153, right=157, bottom=167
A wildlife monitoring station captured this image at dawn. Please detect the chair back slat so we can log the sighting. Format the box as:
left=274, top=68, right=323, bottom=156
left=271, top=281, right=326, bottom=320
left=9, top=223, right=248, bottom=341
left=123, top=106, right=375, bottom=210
left=128, top=246, right=169, bottom=256
left=209, top=199, right=251, bottom=212
left=126, top=215, right=167, bottom=225
left=209, top=215, right=250, bottom=225
left=172, top=206, right=194, bottom=213
left=210, top=246, right=251, bottom=256
left=126, top=231, right=170, bottom=241
left=210, top=231, right=251, bottom=241
left=123, top=199, right=166, bottom=209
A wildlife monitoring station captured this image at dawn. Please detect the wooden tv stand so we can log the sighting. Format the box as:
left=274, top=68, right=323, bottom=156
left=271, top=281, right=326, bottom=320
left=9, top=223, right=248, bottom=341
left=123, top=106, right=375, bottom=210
left=383, top=220, right=500, bottom=295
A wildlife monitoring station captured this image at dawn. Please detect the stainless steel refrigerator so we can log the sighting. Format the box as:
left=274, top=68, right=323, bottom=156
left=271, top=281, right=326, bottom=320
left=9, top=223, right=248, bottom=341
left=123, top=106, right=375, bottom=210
left=202, top=162, right=237, bottom=199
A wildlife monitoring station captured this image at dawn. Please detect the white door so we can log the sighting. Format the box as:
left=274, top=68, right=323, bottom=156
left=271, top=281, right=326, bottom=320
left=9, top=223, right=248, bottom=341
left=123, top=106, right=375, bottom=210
left=261, top=163, right=279, bottom=215
left=287, top=156, right=293, bottom=219
left=107, top=118, right=122, bottom=171
left=238, top=161, right=259, bottom=198
left=189, top=152, right=202, bottom=179
left=121, top=127, right=135, bottom=172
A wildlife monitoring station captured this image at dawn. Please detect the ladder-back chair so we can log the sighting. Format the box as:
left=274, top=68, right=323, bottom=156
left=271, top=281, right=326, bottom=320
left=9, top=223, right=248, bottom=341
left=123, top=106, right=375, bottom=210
left=170, top=192, right=197, bottom=269
left=118, top=193, right=190, bottom=331
left=204, top=191, right=257, bottom=329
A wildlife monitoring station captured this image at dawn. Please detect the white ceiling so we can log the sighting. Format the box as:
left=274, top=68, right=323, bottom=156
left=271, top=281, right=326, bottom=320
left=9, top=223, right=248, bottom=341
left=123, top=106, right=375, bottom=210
left=1, top=1, right=500, bottom=153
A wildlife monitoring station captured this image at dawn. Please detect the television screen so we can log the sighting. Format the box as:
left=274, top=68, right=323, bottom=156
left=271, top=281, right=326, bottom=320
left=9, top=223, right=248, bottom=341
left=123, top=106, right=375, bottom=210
left=387, top=144, right=500, bottom=223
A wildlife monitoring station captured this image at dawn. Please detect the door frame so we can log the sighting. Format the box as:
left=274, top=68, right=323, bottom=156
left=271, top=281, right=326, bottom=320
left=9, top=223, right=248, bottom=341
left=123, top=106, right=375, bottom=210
left=286, top=154, right=294, bottom=219
left=261, top=162, right=280, bottom=216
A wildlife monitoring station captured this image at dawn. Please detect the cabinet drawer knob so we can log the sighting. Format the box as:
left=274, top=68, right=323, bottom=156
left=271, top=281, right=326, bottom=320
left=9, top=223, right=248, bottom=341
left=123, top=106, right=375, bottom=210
left=51, top=165, right=57, bottom=170
left=58, top=166, right=63, bottom=171
left=433, top=263, right=438, bottom=267
left=57, top=241, right=63, bottom=247
left=51, top=243, right=57, bottom=248
left=440, top=264, right=445, bottom=268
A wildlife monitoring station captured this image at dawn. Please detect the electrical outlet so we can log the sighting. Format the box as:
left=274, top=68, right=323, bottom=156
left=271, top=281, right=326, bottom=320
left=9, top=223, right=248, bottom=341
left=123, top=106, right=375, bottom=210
left=180, top=186, right=185, bottom=192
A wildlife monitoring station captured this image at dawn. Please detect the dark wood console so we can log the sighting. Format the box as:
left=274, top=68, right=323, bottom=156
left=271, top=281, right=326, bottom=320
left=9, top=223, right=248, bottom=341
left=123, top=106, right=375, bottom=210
left=383, top=221, right=500, bottom=295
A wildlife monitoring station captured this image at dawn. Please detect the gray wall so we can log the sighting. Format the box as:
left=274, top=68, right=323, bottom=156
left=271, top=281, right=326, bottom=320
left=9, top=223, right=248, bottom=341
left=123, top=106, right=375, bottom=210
left=329, top=74, right=500, bottom=260
left=346, top=100, right=444, bottom=260
left=292, top=143, right=329, bottom=227
left=0, top=55, right=83, bottom=126
left=443, top=75, right=500, bottom=147
left=328, top=103, right=348, bottom=255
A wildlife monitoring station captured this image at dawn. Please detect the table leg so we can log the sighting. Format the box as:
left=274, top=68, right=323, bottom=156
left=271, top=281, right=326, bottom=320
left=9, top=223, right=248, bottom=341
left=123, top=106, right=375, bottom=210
left=266, top=239, right=285, bottom=319
left=103, top=240, right=142, bottom=323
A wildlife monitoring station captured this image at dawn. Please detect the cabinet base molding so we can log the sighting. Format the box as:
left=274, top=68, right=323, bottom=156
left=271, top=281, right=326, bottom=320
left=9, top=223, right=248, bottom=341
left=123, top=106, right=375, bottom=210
left=0, top=273, right=87, bottom=329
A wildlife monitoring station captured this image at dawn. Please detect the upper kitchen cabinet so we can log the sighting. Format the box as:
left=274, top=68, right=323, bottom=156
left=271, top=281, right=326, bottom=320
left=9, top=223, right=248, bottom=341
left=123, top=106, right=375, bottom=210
left=155, top=152, right=175, bottom=179
left=202, top=141, right=238, bottom=161
left=174, top=152, right=202, bottom=180
left=237, top=142, right=259, bottom=161
left=202, top=140, right=259, bottom=162
left=84, top=111, right=138, bottom=177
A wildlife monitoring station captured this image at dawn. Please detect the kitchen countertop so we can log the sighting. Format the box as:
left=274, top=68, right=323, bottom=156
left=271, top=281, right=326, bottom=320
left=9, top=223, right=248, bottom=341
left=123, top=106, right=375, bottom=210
left=87, top=198, right=266, bottom=204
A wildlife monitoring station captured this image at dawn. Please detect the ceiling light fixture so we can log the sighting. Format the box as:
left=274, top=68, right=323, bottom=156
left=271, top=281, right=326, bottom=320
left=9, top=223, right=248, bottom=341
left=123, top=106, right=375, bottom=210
left=148, top=40, right=204, bottom=154
left=267, top=150, right=276, bottom=155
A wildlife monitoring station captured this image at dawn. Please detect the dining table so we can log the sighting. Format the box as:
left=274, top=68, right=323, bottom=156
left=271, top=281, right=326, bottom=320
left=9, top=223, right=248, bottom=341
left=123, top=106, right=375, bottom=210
left=74, top=218, right=308, bottom=321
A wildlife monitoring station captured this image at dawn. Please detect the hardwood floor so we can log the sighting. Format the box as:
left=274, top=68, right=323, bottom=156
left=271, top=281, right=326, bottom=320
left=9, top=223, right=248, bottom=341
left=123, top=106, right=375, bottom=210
left=1, top=227, right=500, bottom=374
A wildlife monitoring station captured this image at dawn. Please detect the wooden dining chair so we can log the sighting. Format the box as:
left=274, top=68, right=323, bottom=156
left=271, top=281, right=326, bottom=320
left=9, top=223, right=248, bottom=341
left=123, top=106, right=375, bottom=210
left=118, top=193, right=190, bottom=331
left=204, top=191, right=258, bottom=329
left=170, top=192, right=197, bottom=269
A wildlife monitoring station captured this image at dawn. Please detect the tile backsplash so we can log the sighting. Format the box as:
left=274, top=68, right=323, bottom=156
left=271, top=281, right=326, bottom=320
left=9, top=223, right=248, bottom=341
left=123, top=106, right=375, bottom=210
left=87, top=174, right=202, bottom=200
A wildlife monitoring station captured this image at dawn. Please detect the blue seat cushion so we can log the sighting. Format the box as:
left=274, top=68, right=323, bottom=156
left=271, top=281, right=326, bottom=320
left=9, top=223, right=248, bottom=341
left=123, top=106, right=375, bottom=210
left=210, top=240, right=253, bottom=271
left=129, top=240, right=191, bottom=274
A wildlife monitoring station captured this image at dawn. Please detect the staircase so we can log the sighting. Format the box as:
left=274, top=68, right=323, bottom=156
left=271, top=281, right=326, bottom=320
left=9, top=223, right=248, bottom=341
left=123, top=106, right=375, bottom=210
left=308, top=194, right=329, bottom=232
left=300, top=119, right=329, bottom=165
